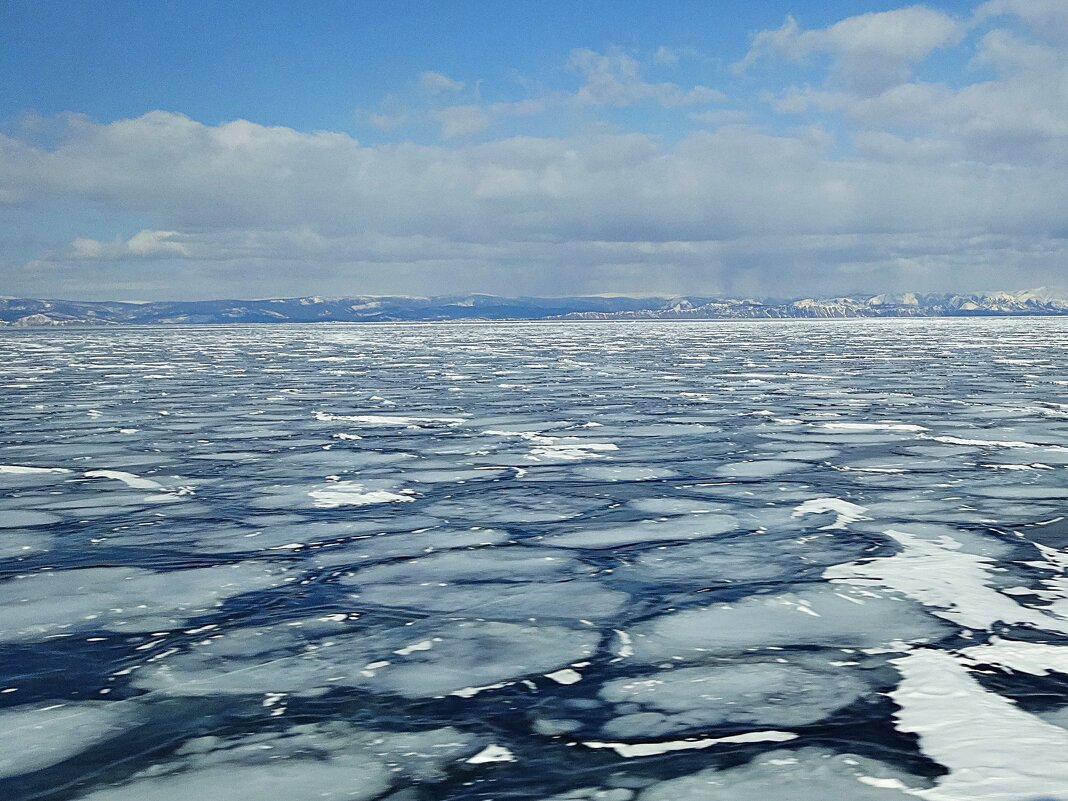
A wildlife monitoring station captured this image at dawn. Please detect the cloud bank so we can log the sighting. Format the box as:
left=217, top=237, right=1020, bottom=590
left=2, top=1, right=1066, bottom=300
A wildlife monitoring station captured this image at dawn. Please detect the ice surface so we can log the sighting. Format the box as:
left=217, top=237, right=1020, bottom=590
left=340, top=545, right=627, bottom=620
left=598, top=656, right=871, bottom=737
left=892, top=649, right=1068, bottom=799
left=308, top=479, right=415, bottom=508
left=541, top=514, right=737, bottom=549
left=716, top=460, right=808, bottom=478
left=0, top=563, right=291, bottom=641
left=0, top=702, right=134, bottom=778
left=626, top=585, right=949, bottom=662
left=636, top=747, right=922, bottom=799
left=826, top=527, right=1068, bottom=634
left=610, top=532, right=853, bottom=588
left=367, top=621, right=601, bottom=698
left=136, top=618, right=600, bottom=699
left=959, top=636, right=1068, bottom=676
left=582, top=730, right=797, bottom=758
left=0, top=530, right=52, bottom=558
left=75, top=723, right=480, bottom=801
left=83, top=469, right=168, bottom=491
left=0, top=465, right=72, bottom=475
left=5, top=320, right=1068, bottom=799
left=793, top=497, right=868, bottom=529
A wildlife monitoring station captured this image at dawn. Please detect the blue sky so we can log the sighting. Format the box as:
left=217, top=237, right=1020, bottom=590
left=1, top=0, right=1065, bottom=299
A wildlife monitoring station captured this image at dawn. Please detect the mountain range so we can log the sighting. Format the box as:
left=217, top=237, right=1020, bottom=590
left=2, top=290, right=1067, bottom=326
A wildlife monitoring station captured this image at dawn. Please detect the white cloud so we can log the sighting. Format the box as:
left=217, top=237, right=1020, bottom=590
left=653, top=46, right=679, bottom=66
left=364, top=111, right=409, bottom=132
left=740, top=6, right=963, bottom=93
left=68, top=230, right=191, bottom=260
left=436, top=105, right=492, bottom=138
left=756, top=5, right=1067, bottom=165
left=418, top=71, right=465, bottom=94
left=568, top=48, right=724, bottom=107
left=3, top=106, right=1066, bottom=300
left=688, top=109, right=750, bottom=126
left=433, top=98, right=548, bottom=139
left=975, top=0, right=1068, bottom=45
left=4, top=3, right=1068, bottom=301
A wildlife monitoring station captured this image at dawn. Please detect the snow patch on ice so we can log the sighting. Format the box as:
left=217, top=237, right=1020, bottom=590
left=309, top=481, right=415, bottom=508
left=825, top=528, right=1068, bottom=634
left=0, top=465, right=72, bottom=475
left=583, top=730, right=796, bottom=758
left=466, top=744, right=516, bottom=764
left=793, top=497, right=869, bottom=529
left=892, top=648, right=1068, bottom=799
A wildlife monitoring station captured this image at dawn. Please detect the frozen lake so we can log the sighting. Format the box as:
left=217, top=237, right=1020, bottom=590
left=3, top=319, right=1068, bottom=800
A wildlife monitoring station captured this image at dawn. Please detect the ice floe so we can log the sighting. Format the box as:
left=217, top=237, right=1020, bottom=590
left=74, top=722, right=480, bottom=801
left=341, top=548, right=627, bottom=620
left=540, top=514, right=738, bottom=549
left=598, top=655, right=872, bottom=737
left=0, top=701, right=134, bottom=779
left=0, top=465, right=72, bottom=475
left=136, top=618, right=600, bottom=699
left=0, top=563, right=292, bottom=642
left=625, top=584, right=949, bottom=662
left=959, top=636, right=1068, bottom=676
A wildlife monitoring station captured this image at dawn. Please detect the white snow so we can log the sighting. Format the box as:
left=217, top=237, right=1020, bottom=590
left=0, top=465, right=72, bottom=475
left=83, top=469, right=168, bottom=490
left=959, top=636, right=1068, bottom=676
left=308, top=481, right=415, bottom=508
left=825, top=528, right=1068, bottom=634
left=793, top=497, right=869, bottom=529
left=545, top=668, right=583, bottom=685
left=891, top=648, right=1068, bottom=799
left=820, top=422, right=928, bottom=433
left=583, top=730, right=797, bottom=758
left=314, top=411, right=466, bottom=427
left=636, top=746, right=921, bottom=799
left=466, top=744, right=516, bottom=764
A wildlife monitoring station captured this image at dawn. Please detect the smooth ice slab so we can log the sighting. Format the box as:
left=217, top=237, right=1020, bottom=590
left=0, top=702, right=135, bottom=779
left=0, top=563, right=291, bottom=642
left=625, top=584, right=949, bottom=662
left=599, top=655, right=871, bottom=737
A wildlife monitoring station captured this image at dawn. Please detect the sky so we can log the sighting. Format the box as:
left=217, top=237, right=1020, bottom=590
left=1, top=0, right=1066, bottom=301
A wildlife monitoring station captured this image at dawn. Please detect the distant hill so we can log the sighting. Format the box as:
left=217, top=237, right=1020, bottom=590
left=2, top=290, right=1067, bottom=326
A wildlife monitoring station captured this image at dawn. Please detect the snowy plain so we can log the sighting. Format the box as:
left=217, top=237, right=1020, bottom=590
left=2, top=319, right=1068, bottom=800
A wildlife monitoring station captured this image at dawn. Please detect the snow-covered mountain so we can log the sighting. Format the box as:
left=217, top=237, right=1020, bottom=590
left=2, top=290, right=1067, bottom=326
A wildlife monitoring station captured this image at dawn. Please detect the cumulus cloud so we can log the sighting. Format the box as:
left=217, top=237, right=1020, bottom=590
left=3, top=103, right=1066, bottom=300
left=754, top=2, right=1067, bottom=164
left=3, top=2, right=1067, bottom=301
left=739, top=6, right=963, bottom=93
left=976, top=0, right=1068, bottom=45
